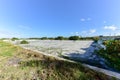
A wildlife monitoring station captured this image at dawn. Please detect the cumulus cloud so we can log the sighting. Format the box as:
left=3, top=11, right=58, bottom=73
left=70, top=32, right=80, bottom=36
left=81, top=31, right=87, bottom=34
left=79, top=29, right=96, bottom=36
left=75, top=32, right=79, bottom=34
left=80, top=18, right=85, bottom=21
left=115, top=32, right=120, bottom=36
left=104, top=25, right=117, bottom=31
left=80, top=18, right=91, bottom=22
left=89, top=29, right=96, bottom=34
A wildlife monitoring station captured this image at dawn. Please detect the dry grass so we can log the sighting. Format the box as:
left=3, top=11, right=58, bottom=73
left=0, top=41, right=116, bottom=80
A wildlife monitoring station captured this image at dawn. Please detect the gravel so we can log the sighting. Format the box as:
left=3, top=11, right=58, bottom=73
left=16, top=40, right=95, bottom=58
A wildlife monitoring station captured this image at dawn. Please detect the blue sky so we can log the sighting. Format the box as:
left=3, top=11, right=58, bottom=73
left=0, top=0, right=120, bottom=38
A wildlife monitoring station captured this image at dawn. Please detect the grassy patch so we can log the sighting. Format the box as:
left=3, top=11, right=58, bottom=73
left=0, top=41, right=19, bottom=57
left=0, top=41, right=116, bottom=80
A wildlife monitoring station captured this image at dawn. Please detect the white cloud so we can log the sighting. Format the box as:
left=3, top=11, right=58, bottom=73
left=0, top=25, right=31, bottom=38
left=80, top=18, right=91, bottom=22
left=18, top=25, right=31, bottom=30
left=115, top=32, right=120, bottom=36
left=70, top=32, right=74, bottom=35
left=80, top=18, right=85, bottom=21
left=87, top=18, right=91, bottom=21
left=89, top=29, right=96, bottom=34
left=104, top=25, right=117, bottom=31
left=75, top=32, right=79, bottom=36
left=79, top=29, right=96, bottom=37
left=0, top=30, right=21, bottom=38
left=103, top=21, right=107, bottom=23
left=70, top=32, right=80, bottom=36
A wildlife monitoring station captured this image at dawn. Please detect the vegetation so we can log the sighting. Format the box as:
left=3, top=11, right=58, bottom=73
left=28, top=38, right=41, bottom=40
left=93, top=36, right=100, bottom=43
left=55, top=36, right=65, bottom=40
left=28, top=36, right=97, bottom=41
left=68, top=36, right=80, bottom=40
left=1, top=36, right=101, bottom=41
left=41, top=37, right=48, bottom=40
left=80, top=37, right=93, bottom=40
left=20, top=40, right=29, bottom=44
left=96, top=40, right=120, bottom=71
left=0, top=38, right=9, bottom=40
left=0, top=41, right=115, bottom=80
left=11, top=37, right=19, bottom=41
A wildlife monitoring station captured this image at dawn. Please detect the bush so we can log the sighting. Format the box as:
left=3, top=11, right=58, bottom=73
left=47, top=37, right=54, bottom=40
left=11, top=37, right=19, bottom=41
left=69, top=36, right=80, bottom=40
left=93, top=37, right=99, bottom=42
left=40, top=37, right=48, bottom=40
left=20, top=40, right=29, bottom=44
left=55, top=36, right=65, bottom=40
left=103, top=40, right=120, bottom=54
left=97, top=40, right=120, bottom=71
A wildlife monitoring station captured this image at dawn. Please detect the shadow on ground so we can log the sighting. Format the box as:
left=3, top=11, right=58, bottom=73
left=62, top=42, right=100, bottom=65
left=61, top=42, right=120, bottom=73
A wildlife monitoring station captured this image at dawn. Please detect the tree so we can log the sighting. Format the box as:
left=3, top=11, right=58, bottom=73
left=41, top=37, right=48, bottom=40
left=55, top=36, right=64, bottom=40
left=11, top=37, right=19, bottom=41
left=69, top=36, right=80, bottom=40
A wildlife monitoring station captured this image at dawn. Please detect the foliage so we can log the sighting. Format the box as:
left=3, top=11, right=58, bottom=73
left=93, top=36, right=100, bottom=42
left=47, top=37, right=55, bottom=40
left=28, top=38, right=41, bottom=40
left=103, top=40, right=120, bottom=54
left=27, top=36, right=100, bottom=41
left=55, top=36, right=65, bottom=40
left=0, top=38, right=9, bottom=40
left=80, top=37, right=93, bottom=40
left=11, top=37, right=19, bottom=41
left=20, top=40, right=29, bottom=44
left=96, top=40, right=120, bottom=71
left=40, top=37, right=48, bottom=40
left=69, top=36, right=80, bottom=40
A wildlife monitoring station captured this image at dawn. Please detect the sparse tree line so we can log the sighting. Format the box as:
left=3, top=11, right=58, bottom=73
left=0, top=36, right=100, bottom=42
left=28, top=36, right=100, bottom=41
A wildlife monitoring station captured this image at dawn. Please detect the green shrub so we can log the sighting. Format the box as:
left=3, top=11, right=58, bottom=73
left=69, top=36, right=80, bottom=40
left=97, top=40, right=120, bottom=71
left=11, top=37, right=19, bottom=41
left=93, top=37, right=99, bottom=42
left=103, top=40, right=120, bottom=54
left=55, top=36, right=65, bottom=40
left=20, top=40, right=29, bottom=44
left=40, top=37, right=48, bottom=40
